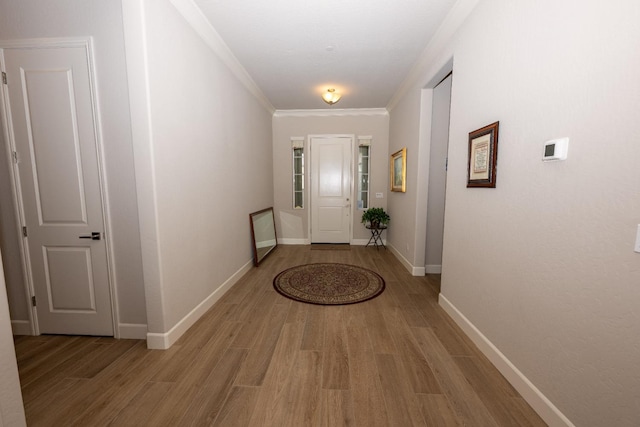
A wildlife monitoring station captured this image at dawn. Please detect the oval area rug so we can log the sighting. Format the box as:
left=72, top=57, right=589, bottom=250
left=273, top=263, right=385, bottom=305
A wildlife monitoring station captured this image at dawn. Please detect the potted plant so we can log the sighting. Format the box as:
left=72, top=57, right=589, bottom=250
left=361, top=207, right=390, bottom=229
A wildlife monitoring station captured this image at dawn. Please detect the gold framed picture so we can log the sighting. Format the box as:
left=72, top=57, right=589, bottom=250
left=390, top=148, right=406, bottom=192
left=467, top=122, right=499, bottom=188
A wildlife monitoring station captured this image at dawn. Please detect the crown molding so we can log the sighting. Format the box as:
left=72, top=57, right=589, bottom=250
left=387, top=0, right=480, bottom=111
left=273, top=108, right=389, bottom=118
left=169, top=0, right=275, bottom=114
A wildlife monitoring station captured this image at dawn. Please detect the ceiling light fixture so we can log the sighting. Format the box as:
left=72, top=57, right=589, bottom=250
left=322, top=88, right=341, bottom=105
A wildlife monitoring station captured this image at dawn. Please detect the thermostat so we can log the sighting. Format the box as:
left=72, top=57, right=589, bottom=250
left=543, top=137, right=569, bottom=161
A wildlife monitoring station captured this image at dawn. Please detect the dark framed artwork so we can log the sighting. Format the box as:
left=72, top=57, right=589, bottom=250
left=467, top=121, right=499, bottom=188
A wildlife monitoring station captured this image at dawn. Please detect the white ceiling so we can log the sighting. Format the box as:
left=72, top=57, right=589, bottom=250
left=193, top=0, right=458, bottom=110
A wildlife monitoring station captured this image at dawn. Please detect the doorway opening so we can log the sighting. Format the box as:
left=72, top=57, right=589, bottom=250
left=425, top=72, right=453, bottom=274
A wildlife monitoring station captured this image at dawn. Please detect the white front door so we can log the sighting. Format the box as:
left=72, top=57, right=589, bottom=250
left=2, top=44, right=113, bottom=336
left=310, top=136, right=352, bottom=243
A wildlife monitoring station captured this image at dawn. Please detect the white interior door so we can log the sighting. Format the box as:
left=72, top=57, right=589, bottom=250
left=2, top=45, right=113, bottom=336
left=310, top=136, right=352, bottom=243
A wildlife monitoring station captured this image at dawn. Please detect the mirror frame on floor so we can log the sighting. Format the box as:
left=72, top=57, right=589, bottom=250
left=249, top=207, right=277, bottom=266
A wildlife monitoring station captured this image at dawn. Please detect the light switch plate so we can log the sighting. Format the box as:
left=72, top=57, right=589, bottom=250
left=635, top=225, right=640, bottom=253
left=375, top=193, right=383, bottom=198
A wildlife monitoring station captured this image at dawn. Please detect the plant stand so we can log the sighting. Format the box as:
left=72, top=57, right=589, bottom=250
left=365, top=224, right=387, bottom=250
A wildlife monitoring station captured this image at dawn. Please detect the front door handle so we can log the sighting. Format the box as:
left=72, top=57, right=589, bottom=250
left=79, top=232, right=101, bottom=241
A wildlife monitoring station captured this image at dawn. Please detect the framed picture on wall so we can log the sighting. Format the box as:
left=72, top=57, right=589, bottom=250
left=467, top=121, right=499, bottom=188
left=390, top=148, right=406, bottom=192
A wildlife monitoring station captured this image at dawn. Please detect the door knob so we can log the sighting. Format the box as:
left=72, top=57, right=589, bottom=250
left=79, top=232, right=101, bottom=240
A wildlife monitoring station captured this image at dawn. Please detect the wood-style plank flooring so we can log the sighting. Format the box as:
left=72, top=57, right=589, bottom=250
left=14, top=245, right=547, bottom=426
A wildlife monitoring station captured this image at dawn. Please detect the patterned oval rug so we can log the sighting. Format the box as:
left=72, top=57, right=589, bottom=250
left=273, top=263, right=385, bottom=305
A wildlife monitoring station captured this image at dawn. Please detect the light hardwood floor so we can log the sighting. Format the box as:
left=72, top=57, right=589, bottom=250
left=14, top=245, right=546, bottom=426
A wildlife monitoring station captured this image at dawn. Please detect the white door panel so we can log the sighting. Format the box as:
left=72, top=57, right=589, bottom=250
left=318, top=145, right=343, bottom=196
left=44, top=247, right=96, bottom=312
left=23, top=67, right=90, bottom=225
left=311, top=137, right=352, bottom=243
left=318, top=207, right=344, bottom=230
left=3, top=45, right=113, bottom=336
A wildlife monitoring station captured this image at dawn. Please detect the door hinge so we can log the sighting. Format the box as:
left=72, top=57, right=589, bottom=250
left=22, top=226, right=27, bottom=237
left=2, top=72, right=6, bottom=85
left=31, top=296, right=36, bottom=307
left=12, top=151, right=18, bottom=164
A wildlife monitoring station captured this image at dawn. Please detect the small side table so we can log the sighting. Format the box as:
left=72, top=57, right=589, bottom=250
left=365, top=224, right=387, bottom=250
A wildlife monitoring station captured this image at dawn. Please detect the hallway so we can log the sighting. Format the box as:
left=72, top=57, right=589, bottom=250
left=15, top=245, right=545, bottom=426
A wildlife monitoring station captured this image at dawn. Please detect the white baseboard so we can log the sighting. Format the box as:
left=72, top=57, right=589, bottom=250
left=118, top=323, right=147, bottom=340
left=425, top=264, right=442, bottom=274
left=278, top=238, right=388, bottom=247
left=387, top=243, right=410, bottom=270
left=438, top=294, right=575, bottom=427
left=278, top=238, right=310, bottom=245
left=387, top=244, right=425, bottom=276
left=412, top=266, right=426, bottom=276
left=146, top=259, right=254, bottom=350
left=12, top=319, right=147, bottom=339
left=12, top=318, right=147, bottom=339
left=11, top=320, right=31, bottom=335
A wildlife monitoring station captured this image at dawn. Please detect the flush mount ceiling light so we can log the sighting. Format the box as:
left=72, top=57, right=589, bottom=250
left=322, top=88, right=341, bottom=105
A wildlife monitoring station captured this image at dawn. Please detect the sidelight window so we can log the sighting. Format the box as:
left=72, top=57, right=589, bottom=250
left=292, top=138, right=304, bottom=209
left=357, top=137, right=371, bottom=210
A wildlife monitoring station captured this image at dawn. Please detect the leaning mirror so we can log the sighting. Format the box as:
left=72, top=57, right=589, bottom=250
left=249, top=207, right=277, bottom=266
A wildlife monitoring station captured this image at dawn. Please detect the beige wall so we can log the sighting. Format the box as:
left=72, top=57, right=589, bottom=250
left=0, top=127, right=26, bottom=322
left=0, top=249, right=25, bottom=426
left=390, top=0, right=640, bottom=425
left=124, top=0, right=273, bottom=340
left=0, top=0, right=147, bottom=330
left=388, top=89, right=425, bottom=269
left=272, top=111, right=389, bottom=242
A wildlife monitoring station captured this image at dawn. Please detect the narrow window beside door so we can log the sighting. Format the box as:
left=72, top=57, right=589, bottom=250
left=357, top=138, right=371, bottom=210
left=292, top=138, right=304, bottom=209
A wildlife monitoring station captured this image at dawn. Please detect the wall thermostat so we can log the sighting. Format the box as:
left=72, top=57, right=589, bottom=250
left=543, top=137, right=569, bottom=161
